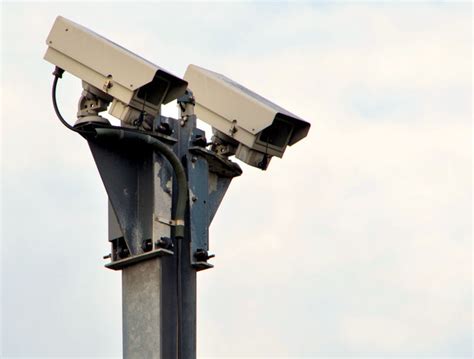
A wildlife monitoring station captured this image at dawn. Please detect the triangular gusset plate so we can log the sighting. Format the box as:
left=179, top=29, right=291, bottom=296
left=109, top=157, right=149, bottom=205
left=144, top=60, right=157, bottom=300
left=88, top=139, right=154, bottom=255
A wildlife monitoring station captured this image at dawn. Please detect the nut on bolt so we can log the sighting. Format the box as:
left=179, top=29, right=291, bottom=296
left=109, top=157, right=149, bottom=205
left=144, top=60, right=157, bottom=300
left=156, top=237, right=173, bottom=250
left=141, top=238, right=153, bottom=252
left=194, top=249, right=215, bottom=262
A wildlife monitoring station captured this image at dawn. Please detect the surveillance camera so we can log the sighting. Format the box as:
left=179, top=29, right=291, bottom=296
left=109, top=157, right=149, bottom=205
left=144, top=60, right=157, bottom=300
left=183, top=65, right=310, bottom=170
left=44, top=16, right=188, bottom=126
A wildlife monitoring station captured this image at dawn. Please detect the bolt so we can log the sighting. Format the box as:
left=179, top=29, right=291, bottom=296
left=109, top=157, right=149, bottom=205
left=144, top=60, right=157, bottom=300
left=103, top=253, right=111, bottom=259
left=192, top=196, right=197, bottom=202
left=156, top=237, right=173, bottom=250
left=142, top=238, right=153, bottom=252
left=194, top=249, right=215, bottom=262
left=191, top=156, right=197, bottom=163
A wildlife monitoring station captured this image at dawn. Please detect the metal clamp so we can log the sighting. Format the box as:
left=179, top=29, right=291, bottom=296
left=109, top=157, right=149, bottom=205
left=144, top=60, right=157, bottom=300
left=154, top=216, right=185, bottom=227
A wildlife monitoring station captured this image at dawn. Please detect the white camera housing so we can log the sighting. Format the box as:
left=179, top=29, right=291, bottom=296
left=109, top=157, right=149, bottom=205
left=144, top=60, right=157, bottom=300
left=44, top=16, right=187, bottom=124
left=184, top=65, right=310, bottom=169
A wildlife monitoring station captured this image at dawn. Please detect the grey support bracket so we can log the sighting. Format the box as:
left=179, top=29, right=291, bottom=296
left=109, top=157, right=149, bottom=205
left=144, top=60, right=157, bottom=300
left=187, top=147, right=211, bottom=270
left=187, top=144, right=242, bottom=269
left=188, top=147, right=242, bottom=226
left=89, top=138, right=156, bottom=258
left=88, top=128, right=179, bottom=270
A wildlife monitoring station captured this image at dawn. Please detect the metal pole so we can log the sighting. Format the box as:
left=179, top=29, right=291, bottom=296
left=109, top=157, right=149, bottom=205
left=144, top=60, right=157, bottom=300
left=121, top=98, right=198, bottom=358
left=121, top=149, right=178, bottom=357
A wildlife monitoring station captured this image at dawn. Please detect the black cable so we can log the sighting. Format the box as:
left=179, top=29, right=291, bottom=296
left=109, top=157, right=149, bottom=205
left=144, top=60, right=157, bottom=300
left=52, top=68, right=76, bottom=131
left=177, top=237, right=182, bottom=359
left=52, top=69, right=188, bottom=235
left=52, top=67, right=95, bottom=137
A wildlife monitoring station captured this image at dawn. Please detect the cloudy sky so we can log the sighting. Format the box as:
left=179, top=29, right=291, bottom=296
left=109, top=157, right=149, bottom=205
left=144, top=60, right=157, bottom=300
left=1, top=1, right=472, bottom=358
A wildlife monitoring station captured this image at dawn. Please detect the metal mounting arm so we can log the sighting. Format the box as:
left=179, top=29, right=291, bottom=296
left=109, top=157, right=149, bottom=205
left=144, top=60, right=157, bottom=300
left=92, top=127, right=188, bottom=239
left=75, top=82, right=113, bottom=126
